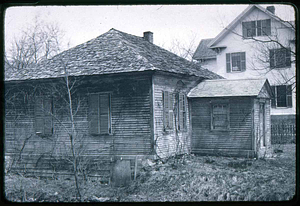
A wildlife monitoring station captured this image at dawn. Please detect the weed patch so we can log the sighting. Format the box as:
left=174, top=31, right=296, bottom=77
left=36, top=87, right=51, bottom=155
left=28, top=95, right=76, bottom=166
left=4, top=144, right=296, bottom=202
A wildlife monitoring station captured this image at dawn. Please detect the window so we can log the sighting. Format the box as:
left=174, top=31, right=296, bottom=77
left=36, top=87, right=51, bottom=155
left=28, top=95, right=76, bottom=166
left=177, top=93, right=187, bottom=131
left=163, top=91, right=187, bottom=131
left=271, top=85, right=292, bottom=108
left=226, top=52, right=246, bottom=72
left=35, top=96, right=53, bottom=135
left=211, top=104, right=229, bottom=130
left=242, top=19, right=271, bottom=38
left=88, top=93, right=112, bottom=135
left=270, top=48, right=291, bottom=68
left=162, top=91, right=174, bottom=130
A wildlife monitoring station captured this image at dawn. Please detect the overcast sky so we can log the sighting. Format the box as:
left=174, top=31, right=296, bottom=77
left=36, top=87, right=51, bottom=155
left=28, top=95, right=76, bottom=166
left=5, top=4, right=295, bottom=53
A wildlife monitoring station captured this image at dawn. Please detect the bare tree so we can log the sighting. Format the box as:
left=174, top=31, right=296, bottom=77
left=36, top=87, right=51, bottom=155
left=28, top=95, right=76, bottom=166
left=216, top=7, right=296, bottom=90
left=5, top=15, right=68, bottom=71
left=168, top=37, right=198, bottom=61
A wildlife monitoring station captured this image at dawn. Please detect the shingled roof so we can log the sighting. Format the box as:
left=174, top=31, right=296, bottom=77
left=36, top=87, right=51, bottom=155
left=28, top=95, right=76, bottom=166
left=188, top=78, right=272, bottom=98
left=5, top=28, right=222, bottom=81
left=192, top=38, right=217, bottom=61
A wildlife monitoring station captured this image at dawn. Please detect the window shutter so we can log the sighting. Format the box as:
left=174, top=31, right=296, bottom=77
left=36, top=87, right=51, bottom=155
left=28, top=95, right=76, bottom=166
left=240, top=52, right=246, bottom=72
left=286, top=85, right=293, bottom=108
left=179, top=94, right=184, bottom=130
left=99, top=94, right=109, bottom=134
left=43, top=98, right=53, bottom=135
left=251, top=21, right=256, bottom=37
left=226, top=53, right=231, bottom=73
left=169, top=110, right=174, bottom=129
left=163, top=91, right=169, bottom=129
left=271, top=86, right=276, bottom=108
left=269, top=49, right=275, bottom=69
left=35, top=97, right=45, bottom=134
left=183, top=95, right=187, bottom=129
left=285, top=48, right=291, bottom=67
left=264, top=19, right=271, bottom=36
left=168, top=93, right=174, bottom=129
left=88, top=94, right=99, bottom=134
left=257, top=20, right=262, bottom=36
left=242, top=22, right=247, bottom=38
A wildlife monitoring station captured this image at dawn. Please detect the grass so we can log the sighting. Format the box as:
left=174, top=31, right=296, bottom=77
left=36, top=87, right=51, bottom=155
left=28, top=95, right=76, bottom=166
left=4, top=144, right=296, bottom=202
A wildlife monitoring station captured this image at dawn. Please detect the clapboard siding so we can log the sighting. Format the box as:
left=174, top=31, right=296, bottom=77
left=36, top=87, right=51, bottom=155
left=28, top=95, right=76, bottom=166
left=191, top=97, right=254, bottom=154
left=5, top=73, right=153, bottom=174
left=152, top=72, right=199, bottom=158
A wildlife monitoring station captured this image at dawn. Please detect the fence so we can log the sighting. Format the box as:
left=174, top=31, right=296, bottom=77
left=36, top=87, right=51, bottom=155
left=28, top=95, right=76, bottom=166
left=271, top=123, right=296, bottom=144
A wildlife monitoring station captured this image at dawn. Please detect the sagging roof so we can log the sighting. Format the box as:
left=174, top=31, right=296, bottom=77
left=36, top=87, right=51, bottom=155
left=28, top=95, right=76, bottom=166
left=188, top=78, right=272, bottom=98
left=5, top=28, right=222, bottom=82
left=192, top=38, right=217, bottom=61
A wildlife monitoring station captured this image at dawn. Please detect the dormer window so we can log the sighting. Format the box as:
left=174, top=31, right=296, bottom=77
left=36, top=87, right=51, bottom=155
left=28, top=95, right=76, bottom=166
left=242, top=19, right=271, bottom=38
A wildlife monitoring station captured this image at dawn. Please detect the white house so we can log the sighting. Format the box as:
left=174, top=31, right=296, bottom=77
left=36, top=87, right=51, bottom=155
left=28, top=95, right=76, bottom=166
left=193, top=5, right=296, bottom=123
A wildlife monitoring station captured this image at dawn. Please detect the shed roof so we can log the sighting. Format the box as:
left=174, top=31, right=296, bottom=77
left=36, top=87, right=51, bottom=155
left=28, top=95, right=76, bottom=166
left=5, top=28, right=222, bottom=82
left=192, top=38, right=217, bottom=60
left=188, top=78, right=272, bottom=98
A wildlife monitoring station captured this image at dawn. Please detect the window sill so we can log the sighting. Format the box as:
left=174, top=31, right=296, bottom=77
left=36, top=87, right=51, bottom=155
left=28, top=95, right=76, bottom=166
left=270, top=66, right=292, bottom=70
left=211, top=129, right=230, bottom=132
left=35, top=132, right=53, bottom=138
left=229, top=70, right=245, bottom=73
left=274, top=107, right=292, bottom=109
left=90, top=133, right=113, bottom=136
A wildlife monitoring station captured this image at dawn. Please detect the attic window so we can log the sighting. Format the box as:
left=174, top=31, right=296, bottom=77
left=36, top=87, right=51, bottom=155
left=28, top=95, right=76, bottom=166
left=242, top=19, right=271, bottom=38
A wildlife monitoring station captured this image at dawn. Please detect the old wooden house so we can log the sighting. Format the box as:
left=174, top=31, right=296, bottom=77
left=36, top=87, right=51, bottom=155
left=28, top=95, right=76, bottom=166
left=4, top=28, right=220, bottom=176
left=5, top=29, right=272, bottom=177
left=188, top=78, right=273, bottom=158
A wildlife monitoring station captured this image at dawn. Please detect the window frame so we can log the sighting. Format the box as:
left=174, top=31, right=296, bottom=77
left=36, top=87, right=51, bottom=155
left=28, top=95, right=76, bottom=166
left=242, top=19, right=271, bottom=38
left=162, top=91, right=174, bottom=131
left=271, top=85, right=292, bottom=108
left=226, top=52, right=246, bottom=73
left=88, top=92, right=112, bottom=135
left=211, top=103, right=230, bottom=131
left=269, top=48, right=291, bottom=69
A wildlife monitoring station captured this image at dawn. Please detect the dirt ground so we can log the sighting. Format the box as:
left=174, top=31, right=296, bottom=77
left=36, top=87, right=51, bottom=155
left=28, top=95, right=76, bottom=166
left=4, top=144, right=296, bottom=202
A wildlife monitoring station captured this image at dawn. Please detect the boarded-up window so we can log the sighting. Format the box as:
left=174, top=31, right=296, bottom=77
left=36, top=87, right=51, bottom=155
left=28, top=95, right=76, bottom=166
left=163, top=91, right=174, bottom=130
left=226, top=52, right=246, bottom=72
left=177, top=93, right=187, bottom=131
left=35, top=96, right=53, bottom=135
left=88, top=93, right=112, bottom=135
left=211, top=104, right=229, bottom=130
left=270, top=85, right=293, bottom=108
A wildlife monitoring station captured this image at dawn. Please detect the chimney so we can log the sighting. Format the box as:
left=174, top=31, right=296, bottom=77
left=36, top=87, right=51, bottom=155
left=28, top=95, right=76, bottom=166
left=266, top=6, right=275, bottom=14
left=143, top=31, right=153, bottom=43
